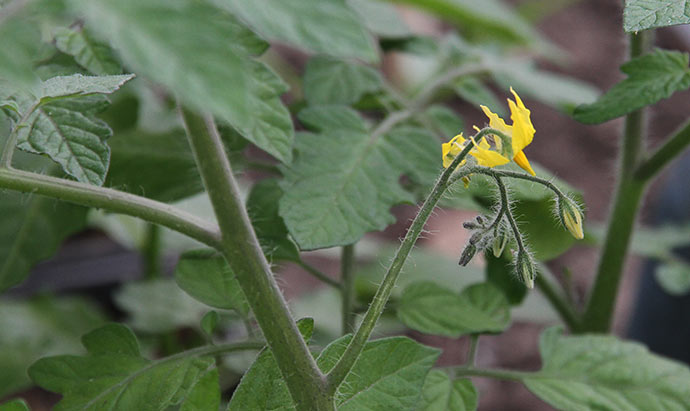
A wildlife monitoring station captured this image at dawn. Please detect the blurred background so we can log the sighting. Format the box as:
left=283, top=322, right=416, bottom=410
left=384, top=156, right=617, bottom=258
left=2, top=0, right=690, bottom=409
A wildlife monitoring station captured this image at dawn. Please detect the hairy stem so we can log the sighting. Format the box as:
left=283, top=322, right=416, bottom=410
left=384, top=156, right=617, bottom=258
left=180, top=108, right=333, bottom=410
left=0, top=167, right=221, bottom=248
left=581, top=31, right=653, bottom=332
left=326, top=131, right=485, bottom=393
left=341, top=244, right=356, bottom=335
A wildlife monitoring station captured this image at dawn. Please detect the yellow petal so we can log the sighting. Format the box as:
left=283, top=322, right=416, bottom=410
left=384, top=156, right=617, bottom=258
left=510, top=87, right=526, bottom=109
left=442, top=134, right=466, bottom=168
left=470, top=138, right=510, bottom=168
left=480, top=105, right=512, bottom=136
left=507, top=94, right=535, bottom=154
left=513, top=150, right=535, bottom=176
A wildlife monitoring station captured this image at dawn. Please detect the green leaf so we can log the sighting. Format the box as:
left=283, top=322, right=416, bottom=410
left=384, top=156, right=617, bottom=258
left=524, top=327, right=690, bottom=410
left=655, top=261, right=690, bottom=296
left=15, top=94, right=113, bottom=185
left=39, top=74, right=134, bottom=101
left=82, top=323, right=140, bottom=356
left=574, top=49, right=690, bottom=124
left=0, top=399, right=30, bottom=411
left=81, top=0, right=295, bottom=163
left=303, top=56, right=382, bottom=106
left=398, top=281, right=510, bottom=337
left=624, top=0, right=690, bottom=32
left=280, top=106, right=439, bottom=249
left=220, top=0, right=378, bottom=63
left=200, top=311, right=219, bottom=337
left=29, top=323, right=216, bottom=411
left=0, top=160, right=88, bottom=292
left=512, top=198, right=579, bottom=261
left=0, top=296, right=106, bottom=397
left=417, top=370, right=478, bottom=411
left=174, top=249, right=249, bottom=315
left=317, top=336, right=440, bottom=410
left=180, top=367, right=220, bottom=411
left=486, top=253, right=527, bottom=305
left=227, top=318, right=314, bottom=411
left=105, top=129, right=204, bottom=203
left=247, top=179, right=300, bottom=262
left=54, top=26, right=122, bottom=75
left=114, top=279, right=210, bottom=333
left=347, top=0, right=412, bottom=38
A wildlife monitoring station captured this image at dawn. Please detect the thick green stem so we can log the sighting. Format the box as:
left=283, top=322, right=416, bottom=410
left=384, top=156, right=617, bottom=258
left=0, top=167, right=221, bottom=248
left=581, top=31, right=652, bottom=333
left=326, top=133, right=483, bottom=393
left=635, top=117, right=690, bottom=180
left=341, top=244, right=356, bottom=335
left=180, top=108, right=333, bottom=410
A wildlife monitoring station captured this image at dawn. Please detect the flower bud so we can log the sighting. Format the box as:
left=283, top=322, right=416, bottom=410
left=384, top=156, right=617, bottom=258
left=515, top=251, right=535, bottom=288
left=558, top=197, right=584, bottom=240
left=462, top=221, right=480, bottom=230
left=468, top=231, right=483, bottom=245
left=458, top=244, right=477, bottom=266
left=492, top=228, right=509, bottom=258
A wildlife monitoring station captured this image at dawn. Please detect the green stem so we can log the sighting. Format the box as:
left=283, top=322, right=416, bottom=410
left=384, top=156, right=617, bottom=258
left=535, top=264, right=581, bottom=331
left=325, top=132, right=483, bottom=393
left=142, top=223, right=162, bottom=280
left=581, top=31, right=653, bottom=333
left=179, top=107, right=333, bottom=410
left=467, top=335, right=480, bottom=367
left=341, top=244, right=356, bottom=335
left=635, top=117, right=690, bottom=181
left=0, top=167, right=221, bottom=248
left=297, top=260, right=341, bottom=289
left=0, top=102, right=38, bottom=168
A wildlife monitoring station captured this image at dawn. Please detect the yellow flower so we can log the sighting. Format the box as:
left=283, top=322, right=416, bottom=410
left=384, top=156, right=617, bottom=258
left=442, top=133, right=466, bottom=168
left=441, top=88, right=536, bottom=176
left=479, top=87, right=536, bottom=176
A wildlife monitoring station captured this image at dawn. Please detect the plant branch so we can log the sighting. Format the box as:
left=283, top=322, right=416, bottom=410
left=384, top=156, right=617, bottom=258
left=0, top=167, right=221, bottom=248
left=467, top=334, right=480, bottom=367
left=341, top=244, right=356, bottom=335
left=635, top=116, right=690, bottom=181
left=581, top=31, right=653, bottom=332
left=0, top=102, right=38, bottom=168
left=297, top=259, right=342, bottom=289
left=325, top=131, right=484, bottom=393
left=179, top=107, right=332, bottom=410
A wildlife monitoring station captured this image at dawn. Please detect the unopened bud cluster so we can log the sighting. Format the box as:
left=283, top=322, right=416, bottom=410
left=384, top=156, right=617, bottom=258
left=458, top=214, right=510, bottom=267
